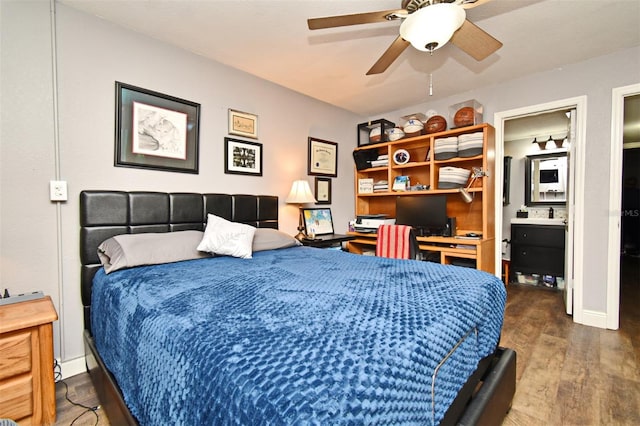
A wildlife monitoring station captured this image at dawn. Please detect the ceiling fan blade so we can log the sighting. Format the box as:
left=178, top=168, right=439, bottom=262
left=366, top=36, right=411, bottom=75
left=460, top=0, right=494, bottom=10
left=450, top=19, right=502, bottom=61
left=308, top=9, right=405, bottom=30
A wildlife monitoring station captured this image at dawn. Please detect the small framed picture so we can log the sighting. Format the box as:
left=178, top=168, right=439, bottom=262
left=308, top=137, right=338, bottom=177
left=315, top=177, right=332, bottom=204
left=228, top=109, right=258, bottom=139
left=115, top=82, right=200, bottom=173
left=224, top=137, right=262, bottom=176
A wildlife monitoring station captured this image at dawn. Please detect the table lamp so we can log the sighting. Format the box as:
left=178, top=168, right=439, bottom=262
left=286, top=179, right=317, bottom=240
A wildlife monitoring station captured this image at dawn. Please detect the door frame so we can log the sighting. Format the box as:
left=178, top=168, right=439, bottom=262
left=493, top=96, right=587, bottom=324
left=606, top=83, right=640, bottom=330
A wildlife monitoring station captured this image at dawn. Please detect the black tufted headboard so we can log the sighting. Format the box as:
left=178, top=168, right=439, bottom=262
left=80, top=190, right=279, bottom=333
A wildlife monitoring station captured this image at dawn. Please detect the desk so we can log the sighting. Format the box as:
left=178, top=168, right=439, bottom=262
left=299, top=234, right=355, bottom=249
left=346, top=232, right=495, bottom=274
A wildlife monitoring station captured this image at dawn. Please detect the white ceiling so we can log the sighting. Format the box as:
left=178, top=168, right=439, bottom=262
left=58, top=0, right=639, bottom=143
left=58, top=0, right=640, bottom=118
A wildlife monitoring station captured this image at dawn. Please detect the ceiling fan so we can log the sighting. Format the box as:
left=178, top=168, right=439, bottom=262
left=308, top=0, right=502, bottom=75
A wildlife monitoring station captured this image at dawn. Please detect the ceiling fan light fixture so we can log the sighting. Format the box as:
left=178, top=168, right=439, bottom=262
left=399, top=3, right=466, bottom=52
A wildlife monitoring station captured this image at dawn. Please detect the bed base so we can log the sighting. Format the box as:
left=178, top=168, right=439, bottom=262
left=80, top=190, right=516, bottom=425
left=84, top=329, right=515, bottom=426
left=84, top=330, right=137, bottom=425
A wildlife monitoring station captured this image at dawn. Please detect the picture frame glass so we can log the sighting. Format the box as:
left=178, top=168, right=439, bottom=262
left=224, top=137, right=263, bottom=176
left=315, top=177, right=331, bottom=204
left=116, top=82, right=200, bottom=173
left=308, top=137, right=338, bottom=177
left=228, top=109, right=258, bottom=139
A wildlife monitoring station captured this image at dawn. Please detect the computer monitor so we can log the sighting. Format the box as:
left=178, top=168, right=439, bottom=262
left=395, top=195, right=448, bottom=236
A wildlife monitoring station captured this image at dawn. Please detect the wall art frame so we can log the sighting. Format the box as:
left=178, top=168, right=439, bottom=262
left=314, top=177, right=332, bottom=204
left=115, top=81, right=200, bottom=174
left=224, top=137, right=263, bottom=176
left=308, top=137, right=338, bottom=177
left=228, top=109, right=258, bottom=139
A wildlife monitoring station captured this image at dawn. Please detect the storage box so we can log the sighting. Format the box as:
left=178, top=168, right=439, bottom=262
left=358, top=178, right=374, bottom=194
left=434, top=136, right=459, bottom=160
left=352, top=148, right=379, bottom=170
left=449, top=99, right=483, bottom=128
left=457, top=132, right=484, bottom=157
left=438, top=166, right=471, bottom=189
left=357, top=119, right=395, bottom=146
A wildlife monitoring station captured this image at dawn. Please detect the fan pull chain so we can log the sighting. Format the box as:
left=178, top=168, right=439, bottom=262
left=429, top=73, right=433, bottom=96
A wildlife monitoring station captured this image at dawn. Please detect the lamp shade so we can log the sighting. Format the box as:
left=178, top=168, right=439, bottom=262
left=399, top=3, right=466, bottom=52
left=286, top=180, right=316, bottom=204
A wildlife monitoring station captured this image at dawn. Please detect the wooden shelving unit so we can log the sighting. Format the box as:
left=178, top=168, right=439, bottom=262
left=350, top=123, right=496, bottom=274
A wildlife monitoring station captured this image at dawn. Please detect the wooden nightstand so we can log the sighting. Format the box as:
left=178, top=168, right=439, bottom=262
left=0, top=296, right=58, bottom=425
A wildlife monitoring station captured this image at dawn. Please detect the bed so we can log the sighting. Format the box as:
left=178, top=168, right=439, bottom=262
left=80, top=190, right=516, bottom=425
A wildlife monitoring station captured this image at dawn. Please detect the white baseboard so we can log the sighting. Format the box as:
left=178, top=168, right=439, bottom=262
left=579, top=309, right=608, bottom=329
left=58, top=356, right=87, bottom=380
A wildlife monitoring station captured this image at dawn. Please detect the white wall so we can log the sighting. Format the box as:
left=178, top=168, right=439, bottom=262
left=1, top=1, right=363, bottom=367
left=377, top=46, right=640, bottom=316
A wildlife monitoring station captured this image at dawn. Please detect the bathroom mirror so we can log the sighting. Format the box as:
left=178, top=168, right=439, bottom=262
left=525, top=152, right=568, bottom=206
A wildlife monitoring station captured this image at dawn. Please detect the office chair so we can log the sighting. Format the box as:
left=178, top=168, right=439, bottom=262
left=376, top=224, right=420, bottom=260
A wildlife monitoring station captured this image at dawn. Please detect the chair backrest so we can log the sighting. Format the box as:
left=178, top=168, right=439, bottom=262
left=376, top=224, right=419, bottom=260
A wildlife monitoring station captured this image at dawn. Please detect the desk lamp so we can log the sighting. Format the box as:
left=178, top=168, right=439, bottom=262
left=286, top=179, right=317, bottom=240
left=459, top=167, right=487, bottom=204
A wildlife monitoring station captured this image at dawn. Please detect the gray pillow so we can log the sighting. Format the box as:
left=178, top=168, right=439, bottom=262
left=98, top=230, right=209, bottom=274
left=252, top=228, right=301, bottom=252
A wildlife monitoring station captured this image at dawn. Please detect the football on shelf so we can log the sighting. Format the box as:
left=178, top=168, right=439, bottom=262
left=425, top=115, right=447, bottom=133
left=454, top=107, right=476, bottom=128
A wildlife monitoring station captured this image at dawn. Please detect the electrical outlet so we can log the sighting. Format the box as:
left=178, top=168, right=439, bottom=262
left=50, top=180, right=68, bottom=201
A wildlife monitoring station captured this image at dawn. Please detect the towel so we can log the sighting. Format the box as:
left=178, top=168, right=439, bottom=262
left=376, top=224, right=413, bottom=259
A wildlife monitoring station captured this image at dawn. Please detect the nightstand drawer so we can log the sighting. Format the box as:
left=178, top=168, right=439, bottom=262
left=0, top=331, right=32, bottom=380
left=0, top=374, right=34, bottom=420
left=0, top=296, right=58, bottom=425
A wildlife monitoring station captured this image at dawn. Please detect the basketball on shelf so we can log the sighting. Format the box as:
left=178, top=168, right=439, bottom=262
left=454, top=107, right=476, bottom=127
left=402, top=118, right=423, bottom=137
left=369, top=127, right=382, bottom=143
left=425, top=115, right=447, bottom=133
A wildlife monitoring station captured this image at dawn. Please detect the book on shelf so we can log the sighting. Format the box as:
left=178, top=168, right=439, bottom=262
left=373, top=180, right=388, bottom=192
left=370, top=159, right=389, bottom=167
left=370, top=154, right=389, bottom=167
left=392, top=175, right=410, bottom=191
left=358, top=178, right=374, bottom=194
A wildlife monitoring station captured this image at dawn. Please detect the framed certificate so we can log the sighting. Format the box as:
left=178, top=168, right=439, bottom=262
left=308, top=137, right=338, bottom=177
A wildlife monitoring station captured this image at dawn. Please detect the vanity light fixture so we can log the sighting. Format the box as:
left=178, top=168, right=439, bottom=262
left=532, top=137, right=547, bottom=150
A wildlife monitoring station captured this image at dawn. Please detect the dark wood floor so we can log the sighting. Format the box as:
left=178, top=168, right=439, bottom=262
left=55, top=256, right=640, bottom=425
left=502, top=254, right=640, bottom=425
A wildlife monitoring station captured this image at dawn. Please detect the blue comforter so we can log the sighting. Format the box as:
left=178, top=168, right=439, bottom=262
left=92, top=246, right=505, bottom=425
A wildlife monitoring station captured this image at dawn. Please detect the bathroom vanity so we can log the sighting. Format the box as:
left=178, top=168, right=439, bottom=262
left=510, top=218, right=565, bottom=284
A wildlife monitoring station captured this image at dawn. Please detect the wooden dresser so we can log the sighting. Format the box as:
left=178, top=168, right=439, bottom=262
left=0, top=296, right=58, bottom=425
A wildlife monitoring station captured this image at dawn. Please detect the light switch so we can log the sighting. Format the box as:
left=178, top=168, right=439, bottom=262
left=50, top=180, right=68, bottom=201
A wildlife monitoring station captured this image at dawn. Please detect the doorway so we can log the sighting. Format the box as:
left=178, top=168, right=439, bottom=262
left=502, top=109, right=572, bottom=285
left=607, top=86, right=640, bottom=330
left=494, top=96, right=587, bottom=325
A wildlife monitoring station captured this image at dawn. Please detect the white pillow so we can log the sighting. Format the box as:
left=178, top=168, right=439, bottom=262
left=197, top=214, right=256, bottom=259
